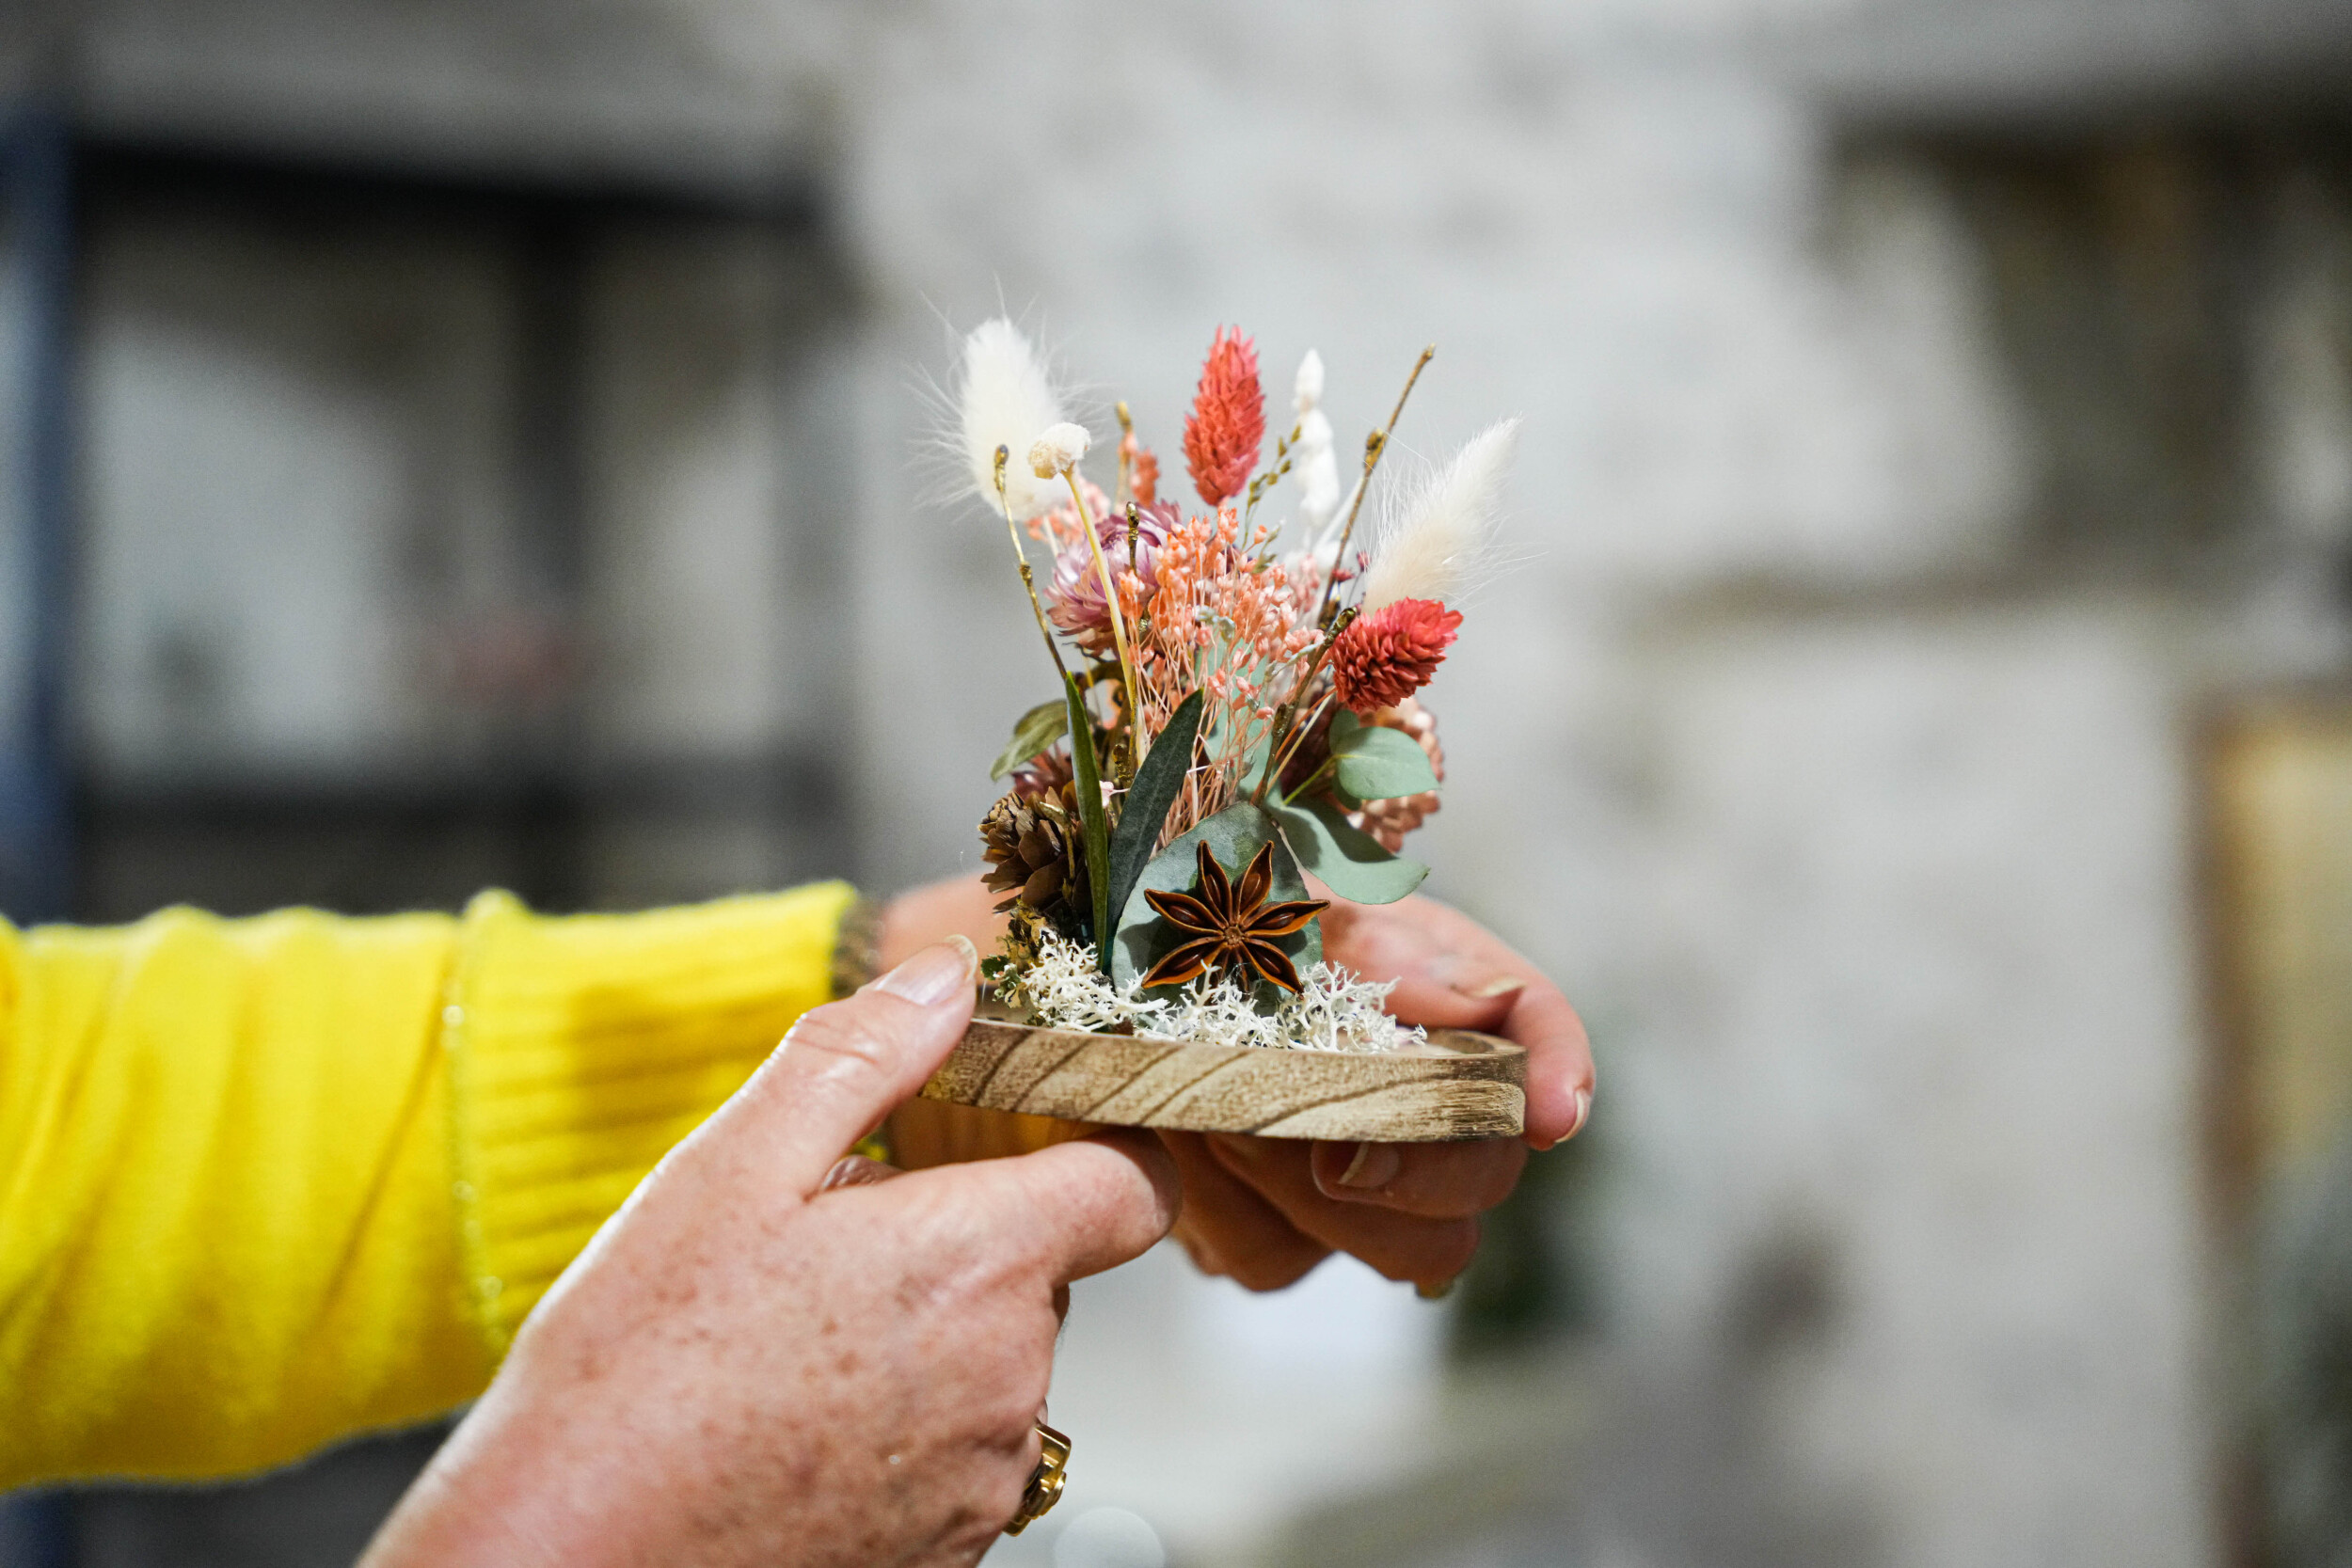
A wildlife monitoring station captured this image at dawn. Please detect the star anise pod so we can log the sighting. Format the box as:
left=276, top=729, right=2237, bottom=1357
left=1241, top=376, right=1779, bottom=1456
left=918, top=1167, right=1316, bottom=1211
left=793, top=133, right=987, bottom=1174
left=1139, top=841, right=1329, bottom=994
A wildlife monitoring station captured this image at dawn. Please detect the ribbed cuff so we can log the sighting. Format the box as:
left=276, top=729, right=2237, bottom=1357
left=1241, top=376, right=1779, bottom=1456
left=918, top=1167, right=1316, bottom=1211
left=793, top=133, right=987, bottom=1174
left=440, top=882, right=858, bottom=1347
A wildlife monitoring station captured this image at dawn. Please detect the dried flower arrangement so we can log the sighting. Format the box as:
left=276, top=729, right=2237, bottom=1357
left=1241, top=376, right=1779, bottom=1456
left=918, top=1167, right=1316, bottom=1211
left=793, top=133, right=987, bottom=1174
left=949, top=320, right=1517, bottom=1056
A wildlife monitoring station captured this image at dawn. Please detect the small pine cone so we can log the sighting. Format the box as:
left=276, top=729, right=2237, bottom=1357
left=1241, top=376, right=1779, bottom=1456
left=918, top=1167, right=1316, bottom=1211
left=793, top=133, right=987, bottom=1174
left=979, top=788, right=1089, bottom=920
left=1350, top=698, right=1446, bottom=853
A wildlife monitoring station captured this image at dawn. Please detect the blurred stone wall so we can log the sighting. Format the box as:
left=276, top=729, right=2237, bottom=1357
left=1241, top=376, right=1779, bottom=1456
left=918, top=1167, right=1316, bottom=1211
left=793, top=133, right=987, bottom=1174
left=835, top=6, right=2352, bottom=1566
left=7, top=1, right=2352, bottom=1565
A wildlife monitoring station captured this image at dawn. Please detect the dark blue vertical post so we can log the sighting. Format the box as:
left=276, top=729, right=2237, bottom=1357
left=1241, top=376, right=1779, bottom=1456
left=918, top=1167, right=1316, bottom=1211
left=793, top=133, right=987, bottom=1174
left=0, top=104, right=76, bottom=1568
left=0, top=108, right=72, bottom=927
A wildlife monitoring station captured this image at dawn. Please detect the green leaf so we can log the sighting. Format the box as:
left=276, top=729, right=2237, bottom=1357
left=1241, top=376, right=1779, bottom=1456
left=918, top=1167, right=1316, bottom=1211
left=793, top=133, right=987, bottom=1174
left=1267, top=796, right=1428, bottom=905
left=1064, top=677, right=1112, bottom=958
left=989, top=700, right=1069, bottom=783
left=1110, top=802, right=1322, bottom=1000
left=1326, top=709, right=1438, bottom=802
left=1104, top=691, right=1205, bottom=945
left=1234, top=737, right=1273, bottom=800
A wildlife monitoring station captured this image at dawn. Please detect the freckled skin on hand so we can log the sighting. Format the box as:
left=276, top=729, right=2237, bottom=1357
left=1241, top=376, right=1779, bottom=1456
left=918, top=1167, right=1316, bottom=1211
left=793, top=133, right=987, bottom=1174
left=362, top=872, right=1592, bottom=1567
left=361, top=962, right=1179, bottom=1568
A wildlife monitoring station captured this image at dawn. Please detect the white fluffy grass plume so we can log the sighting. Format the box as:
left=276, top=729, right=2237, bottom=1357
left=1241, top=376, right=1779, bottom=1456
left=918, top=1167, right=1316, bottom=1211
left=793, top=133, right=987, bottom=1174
left=1359, top=418, right=1520, bottom=611
left=959, top=319, right=1070, bottom=522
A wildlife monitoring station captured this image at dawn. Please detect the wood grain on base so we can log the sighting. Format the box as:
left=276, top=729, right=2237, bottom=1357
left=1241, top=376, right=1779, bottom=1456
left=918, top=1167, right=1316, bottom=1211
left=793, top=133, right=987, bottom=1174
left=921, top=1019, right=1526, bottom=1142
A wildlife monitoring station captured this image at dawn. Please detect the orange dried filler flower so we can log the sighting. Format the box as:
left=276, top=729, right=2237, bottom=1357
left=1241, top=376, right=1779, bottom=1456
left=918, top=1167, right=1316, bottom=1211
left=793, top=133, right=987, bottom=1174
left=1329, top=597, right=1462, bottom=716
left=1183, top=325, right=1264, bottom=508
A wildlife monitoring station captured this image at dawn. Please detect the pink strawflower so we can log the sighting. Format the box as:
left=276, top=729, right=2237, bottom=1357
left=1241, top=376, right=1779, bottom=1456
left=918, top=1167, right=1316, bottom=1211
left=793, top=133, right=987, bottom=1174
left=1328, top=597, right=1462, bottom=715
left=1047, top=501, right=1174, bottom=654
left=1184, top=326, right=1265, bottom=507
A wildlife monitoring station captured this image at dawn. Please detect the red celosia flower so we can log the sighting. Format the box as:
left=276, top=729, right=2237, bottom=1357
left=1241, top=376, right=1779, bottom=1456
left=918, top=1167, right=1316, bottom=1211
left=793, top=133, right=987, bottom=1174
left=1328, top=597, right=1463, bottom=715
left=1184, top=325, right=1265, bottom=507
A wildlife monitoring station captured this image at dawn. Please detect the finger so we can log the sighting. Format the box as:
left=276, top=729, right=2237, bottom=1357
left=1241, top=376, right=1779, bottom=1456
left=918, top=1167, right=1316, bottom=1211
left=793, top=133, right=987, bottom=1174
left=976, top=1129, right=1183, bottom=1283
left=1307, top=1136, right=1527, bottom=1217
left=816, top=1154, right=903, bottom=1194
left=1322, top=897, right=1595, bottom=1152
left=1502, top=981, right=1593, bottom=1151
left=1206, top=1135, right=1479, bottom=1289
left=1158, top=1131, right=1330, bottom=1291
left=1325, top=902, right=1522, bottom=1031
left=1316, top=897, right=1516, bottom=1028
left=739, top=937, right=977, bottom=1196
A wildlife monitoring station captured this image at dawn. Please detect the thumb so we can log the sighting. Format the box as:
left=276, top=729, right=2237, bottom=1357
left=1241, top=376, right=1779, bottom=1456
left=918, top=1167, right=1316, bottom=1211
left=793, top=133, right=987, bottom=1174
left=964, top=1130, right=1183, bottom=1285
left=738, top=936, right=978, bottom=1197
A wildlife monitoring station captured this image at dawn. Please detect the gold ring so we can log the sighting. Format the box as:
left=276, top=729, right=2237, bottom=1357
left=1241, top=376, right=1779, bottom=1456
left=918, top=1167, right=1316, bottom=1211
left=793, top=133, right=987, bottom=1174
left=1003, top=1423, right=1071, bottom=1535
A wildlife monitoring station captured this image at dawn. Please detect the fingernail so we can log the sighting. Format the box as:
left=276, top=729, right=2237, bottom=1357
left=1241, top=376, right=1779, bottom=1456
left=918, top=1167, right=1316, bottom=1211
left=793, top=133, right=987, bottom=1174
left=873, top=935, right=978, bottom=1007
left=1338, top=1141, right=1402, bottom=1190
left=1567, top=1087, right=1592, bottom=1139
left=1416, top=1275, right=1458, bottom=1300
left=1455, top=975, right=1526, bottom=1001
left=817, top=1154, right=899, bottom=1192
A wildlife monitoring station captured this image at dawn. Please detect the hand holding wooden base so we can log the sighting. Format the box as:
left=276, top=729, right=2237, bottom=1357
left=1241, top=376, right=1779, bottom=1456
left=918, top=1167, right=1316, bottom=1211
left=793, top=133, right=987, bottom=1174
left=921, top=1019, right=1525, bottom=1142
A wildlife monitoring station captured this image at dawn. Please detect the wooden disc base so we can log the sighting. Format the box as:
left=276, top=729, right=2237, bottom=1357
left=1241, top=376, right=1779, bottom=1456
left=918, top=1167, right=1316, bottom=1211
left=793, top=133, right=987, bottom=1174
left=921, top=1019, right=1526, bottom=1142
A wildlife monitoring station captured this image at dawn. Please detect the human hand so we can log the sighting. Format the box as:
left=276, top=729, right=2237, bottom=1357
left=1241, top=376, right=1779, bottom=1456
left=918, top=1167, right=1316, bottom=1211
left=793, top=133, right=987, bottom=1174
left=362, top=938, right=1180, bottom=1568
left=1163, top=893, right=1592, bottom=1292
left=871, top=875, right=1590, bottom=1293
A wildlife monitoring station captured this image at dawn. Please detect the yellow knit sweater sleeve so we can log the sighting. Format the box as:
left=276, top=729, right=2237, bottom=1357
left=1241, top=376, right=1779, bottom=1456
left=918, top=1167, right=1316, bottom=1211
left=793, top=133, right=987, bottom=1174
left=0, top=881, right=856, bottom=1491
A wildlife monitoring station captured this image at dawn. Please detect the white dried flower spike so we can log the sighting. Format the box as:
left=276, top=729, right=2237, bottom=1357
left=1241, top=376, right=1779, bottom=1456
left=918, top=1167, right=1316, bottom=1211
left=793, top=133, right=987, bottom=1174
left=1294, top=348, right=1326, bottom=412
left=1360, top=417, right=1519, bottom=612
left=1028, top=421, right=1092, bottom=480
left=1294, top=349, right=1341, bottom=535
left=959, top=319, right=1066, bottom=522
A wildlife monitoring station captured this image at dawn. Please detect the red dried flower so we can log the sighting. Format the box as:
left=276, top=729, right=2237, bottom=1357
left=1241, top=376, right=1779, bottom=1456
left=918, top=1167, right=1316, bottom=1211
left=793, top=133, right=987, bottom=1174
left=1328, top=597, right=1463, bottom=716
left=1183, top=325, right=1264, bottom=507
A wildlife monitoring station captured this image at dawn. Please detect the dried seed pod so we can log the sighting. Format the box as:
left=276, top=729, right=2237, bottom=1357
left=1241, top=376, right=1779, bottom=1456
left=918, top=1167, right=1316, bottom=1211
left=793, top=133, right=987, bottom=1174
left=979, top=787, right=1089, bottom=925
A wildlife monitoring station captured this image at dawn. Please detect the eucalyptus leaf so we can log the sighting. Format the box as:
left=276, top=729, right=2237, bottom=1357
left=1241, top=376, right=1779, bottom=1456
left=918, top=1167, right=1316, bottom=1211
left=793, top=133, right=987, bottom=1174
left=1234, top=738, right=1272, bottom=800
left=1268, top=796, right=1428, bottom=905
left=1104, top=691, right=1204, bottom=942
left=989, top=700, right=1069, bottom=782
left=1327, top=710, right=1438, bottom=801
left=1064, top=676, right=1112, bottom=956
left=1110, top=803, right=1321, bottom=999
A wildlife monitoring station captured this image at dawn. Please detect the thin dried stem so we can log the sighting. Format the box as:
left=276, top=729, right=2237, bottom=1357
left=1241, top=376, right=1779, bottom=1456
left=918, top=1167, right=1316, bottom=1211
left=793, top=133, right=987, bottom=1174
left=1248, top=605, right=1357, bottom=807
left=1264, top=690, right=1336, bottom=801
left=1067, top=469, right=1143, bottom=755
left=996, top=446, right=1070, bottom=683
left=1311, top=344, right=1434, bottom=634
